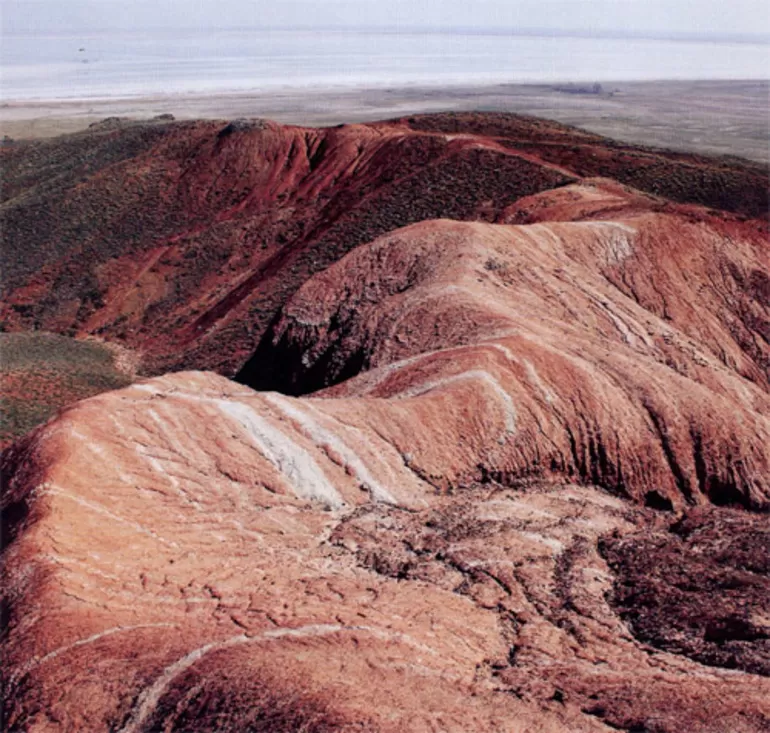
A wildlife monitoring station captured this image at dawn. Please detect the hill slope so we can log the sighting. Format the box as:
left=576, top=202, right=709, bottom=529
left=0, top=333, right=134, bottom=448
left=3, top=198, right=770, bottom=731
left=1, top=114, right=769, bottom=732
left=2, top=114, right=766, bottom=382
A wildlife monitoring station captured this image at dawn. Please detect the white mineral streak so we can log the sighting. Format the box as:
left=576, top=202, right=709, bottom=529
left=263, top=393, right=397, bottom=504
left=7, top=623, right=176, bottom=691
left=118, top=624, right=436, bottom=733
left=215, top=399, right=344, bottom=509
left=39, top=484, right=179, bottom=547
left=591, top=221, right=637, bottom=264
left=399, top=369, right=516, bottom=436
left=522, top=359, right=555, bottom=404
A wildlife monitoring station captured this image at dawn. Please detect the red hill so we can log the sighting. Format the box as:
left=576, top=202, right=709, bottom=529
left=1, top=114, right=769, bottom=732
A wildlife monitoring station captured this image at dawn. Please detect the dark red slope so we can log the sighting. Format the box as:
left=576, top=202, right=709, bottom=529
left=1, top=117, right=574, bottom=375
left=395, top=112, right=770, bottom=218
left=3, top=113, right=766, bottom=382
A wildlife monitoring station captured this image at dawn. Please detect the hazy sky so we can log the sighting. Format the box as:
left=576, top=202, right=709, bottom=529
left=3, top=0, right=769, bottom=37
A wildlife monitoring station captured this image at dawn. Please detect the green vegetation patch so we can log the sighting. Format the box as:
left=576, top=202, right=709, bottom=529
left=0, top=332, right=133, bottom=447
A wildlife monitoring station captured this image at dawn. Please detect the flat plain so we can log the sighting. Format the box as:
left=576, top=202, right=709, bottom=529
left=1, top=79, right=768, bottom=163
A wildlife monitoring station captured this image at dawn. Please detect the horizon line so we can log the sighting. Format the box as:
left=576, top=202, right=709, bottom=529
left=3, top=25, right=769, bottom=45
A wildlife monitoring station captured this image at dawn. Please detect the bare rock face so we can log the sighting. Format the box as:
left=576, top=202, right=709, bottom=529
left=2, top=120, right=769, bottom=731
left=2, top=114, right=766, bottom=381
left=0, top=118, right=574, bottom=377
left=3, top=369, right=769, bottom=732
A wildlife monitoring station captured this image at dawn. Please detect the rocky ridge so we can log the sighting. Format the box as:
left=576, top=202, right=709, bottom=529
left=2, top=114, right=766, bottom=380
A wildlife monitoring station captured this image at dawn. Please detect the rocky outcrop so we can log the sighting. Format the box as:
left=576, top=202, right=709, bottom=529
left=0, top=117, right=574, bottom=377
left=2, top=115, right=766, bottom=381
left=240, top=191, right=770, bottom=510
left=3, top=199, right=770, bottom=727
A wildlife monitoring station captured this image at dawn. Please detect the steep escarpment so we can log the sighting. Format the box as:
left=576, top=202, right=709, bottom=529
left=245, top=182, right=769, bottom=394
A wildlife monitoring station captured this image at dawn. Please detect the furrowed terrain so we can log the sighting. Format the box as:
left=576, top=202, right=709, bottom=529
left=2, top=113, right=766, bottom=381
left=1, top=114, right=769, bottom=732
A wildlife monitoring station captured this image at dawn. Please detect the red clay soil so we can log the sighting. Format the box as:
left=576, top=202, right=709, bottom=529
left=2, top=114, right=766, bottom=381
left=1, top=114, right=769, bottom=732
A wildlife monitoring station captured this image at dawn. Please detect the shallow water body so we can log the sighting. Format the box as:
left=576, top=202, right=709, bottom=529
left=2, top=28, right=768, bottom=100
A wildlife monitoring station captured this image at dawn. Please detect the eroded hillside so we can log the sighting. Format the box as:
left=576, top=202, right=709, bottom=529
left=1, top=114, right=769, bottom=732
left=2, top=114, right=766, bottom=382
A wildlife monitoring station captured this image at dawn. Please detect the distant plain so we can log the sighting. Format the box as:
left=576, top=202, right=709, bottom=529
left=2, top=80, right=768, bottom=163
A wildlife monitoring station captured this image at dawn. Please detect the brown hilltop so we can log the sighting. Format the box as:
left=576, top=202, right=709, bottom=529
left=2, top=114, right=770, bottom=731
